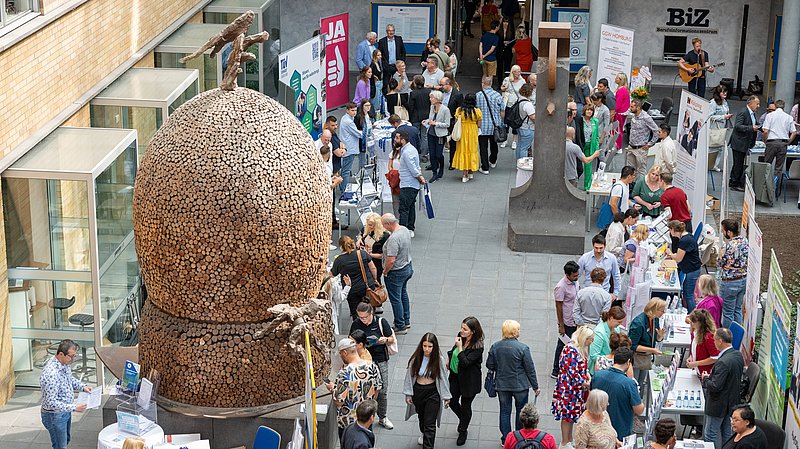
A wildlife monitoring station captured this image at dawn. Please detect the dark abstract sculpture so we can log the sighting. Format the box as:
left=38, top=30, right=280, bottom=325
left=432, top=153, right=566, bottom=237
left=134, top=13, right=334, bottom=408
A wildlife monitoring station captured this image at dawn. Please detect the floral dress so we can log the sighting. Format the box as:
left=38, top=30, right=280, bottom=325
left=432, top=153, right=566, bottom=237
left=551, top=344, right=589, bottom=423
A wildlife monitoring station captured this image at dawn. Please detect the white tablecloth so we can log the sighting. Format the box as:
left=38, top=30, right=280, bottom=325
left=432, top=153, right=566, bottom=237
left=97, top=423, right=164, bottom=449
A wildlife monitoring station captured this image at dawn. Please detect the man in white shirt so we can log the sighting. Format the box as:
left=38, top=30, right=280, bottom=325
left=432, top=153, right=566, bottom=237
left=651, top=123, right=677, bottom=174
left=761, top=99, right=798, bottom=177
left=422, top=57, right=444, bottom=89
left=609, top=165, right=637, bottom=215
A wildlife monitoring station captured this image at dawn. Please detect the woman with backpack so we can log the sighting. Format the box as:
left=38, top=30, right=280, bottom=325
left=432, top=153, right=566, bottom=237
left=447, top=316, right=485, bottom=446
left=502, top=403, right=558, bottom=449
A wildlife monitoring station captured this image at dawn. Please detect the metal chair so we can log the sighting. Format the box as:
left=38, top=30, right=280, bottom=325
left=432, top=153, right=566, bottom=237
left=659, top=97, right=674, bottom=124
left=68, top=313, right=95, bottom=382
left=253, top=426, right=281, bottom=449
left=779, top=159, right=800, bottom=203
left=49, top=296, right=75, bottom=328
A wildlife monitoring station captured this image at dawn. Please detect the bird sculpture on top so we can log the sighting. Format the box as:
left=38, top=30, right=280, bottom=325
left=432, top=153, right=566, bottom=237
left=179, top=10, right=269, bottom=91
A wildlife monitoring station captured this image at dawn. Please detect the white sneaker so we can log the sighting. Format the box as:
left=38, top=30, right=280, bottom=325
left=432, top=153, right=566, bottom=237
left=462, top=176, right=468, bottom=183
left=512, top=141, right=517, bottom=150
left=468, top=173, right=474, bottom=179
left=478, top=169, right=489, bottom=175
left=409, top=230, right=415, bottom=238
left=379, top=417, right=394, bottom=429
left=329, top=244, right=337, bottom=250
left=490, top=162, right=497, bottom=168
left=418, top=436, right=424, bottom=445
left=500, top=140, right=507, bottom=148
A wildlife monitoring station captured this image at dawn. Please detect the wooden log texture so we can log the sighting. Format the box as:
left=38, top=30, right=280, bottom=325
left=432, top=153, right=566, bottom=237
left=133, top=87, right=332, bottom=322
left=139, top=301, right=333, bottom=407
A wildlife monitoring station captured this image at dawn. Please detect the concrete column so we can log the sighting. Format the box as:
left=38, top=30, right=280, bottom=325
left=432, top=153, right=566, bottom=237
left=586, top=0, right=609, bottom=82
left=776, top=0, right=800, bottom=105
left=530, top=0, right=544, bottom=41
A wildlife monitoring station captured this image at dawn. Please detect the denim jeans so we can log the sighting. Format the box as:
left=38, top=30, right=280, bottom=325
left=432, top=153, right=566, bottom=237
left=427, top=133, right=445, bottom=178
left=497, top=389, right=529, bottom=442
left=704, top=413, right=732, bottom=449
left=41, top=410, right=71, bottom=449
left=371, top=81, right=384, bottom=116
left=682, top=269, right=701, bottom=312
left=399, top=187, right=419, bottom=231
left=415, top=123, right=429, bottom=157
left=517, top=128, right=533, bottom=160
left=720, top=278, right=746, bottom=328
left=339, top=154, right=356, bottom=196
left=385, top=263, right=413, bottom=329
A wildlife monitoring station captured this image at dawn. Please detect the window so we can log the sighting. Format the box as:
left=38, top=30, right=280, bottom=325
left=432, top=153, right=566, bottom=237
left=1, top=0, right=38, bottom=31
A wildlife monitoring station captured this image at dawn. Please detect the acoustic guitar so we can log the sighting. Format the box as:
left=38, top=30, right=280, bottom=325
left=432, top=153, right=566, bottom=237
left=679, top=61, right=725, bottom=83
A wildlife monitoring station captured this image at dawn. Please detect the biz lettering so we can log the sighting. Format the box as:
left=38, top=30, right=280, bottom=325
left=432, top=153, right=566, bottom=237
left=666, top=8, right=710, bottom=28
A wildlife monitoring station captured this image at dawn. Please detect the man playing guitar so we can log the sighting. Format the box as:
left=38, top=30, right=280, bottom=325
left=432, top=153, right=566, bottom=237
left=678, top=38, right=714, bottom=98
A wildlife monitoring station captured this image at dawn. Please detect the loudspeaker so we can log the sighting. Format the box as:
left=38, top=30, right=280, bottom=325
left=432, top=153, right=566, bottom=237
left=720, top=78, right=734, bottom=94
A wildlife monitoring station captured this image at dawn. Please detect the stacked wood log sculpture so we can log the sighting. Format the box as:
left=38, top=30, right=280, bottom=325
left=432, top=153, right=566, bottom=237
left=133, top=86, right=334, bottom=408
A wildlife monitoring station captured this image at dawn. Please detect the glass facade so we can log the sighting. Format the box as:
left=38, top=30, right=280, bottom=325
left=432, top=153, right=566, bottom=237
left=1, top=0, right=34, bottom=28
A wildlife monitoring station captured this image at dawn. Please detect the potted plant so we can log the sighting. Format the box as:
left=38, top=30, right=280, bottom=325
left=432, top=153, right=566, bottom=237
left=631, top=86, right=650, bottom=103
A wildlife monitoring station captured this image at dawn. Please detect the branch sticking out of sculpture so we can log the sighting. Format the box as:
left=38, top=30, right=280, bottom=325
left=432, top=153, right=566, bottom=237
left=253, top=298, right=333, bottom=358
left=179, top=11, right=270, bottom=91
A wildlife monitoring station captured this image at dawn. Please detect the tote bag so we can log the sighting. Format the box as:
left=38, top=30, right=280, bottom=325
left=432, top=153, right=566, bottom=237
left=597, top=184, right=622, bottom=230
left=393, top=93, right=409, bottom=121
left=423, top=184, right=435, bottom=219
left=451, top=112, right=463, bottom=142
left=709, top=128, right=727, bottom=147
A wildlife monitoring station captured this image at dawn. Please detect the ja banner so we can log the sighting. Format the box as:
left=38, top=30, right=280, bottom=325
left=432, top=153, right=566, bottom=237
left=320, top=13, right=349, bottom=110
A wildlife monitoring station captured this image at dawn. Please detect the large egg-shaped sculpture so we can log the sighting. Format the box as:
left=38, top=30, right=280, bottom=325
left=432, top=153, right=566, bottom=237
left=133, top=86, right=333, bottom=408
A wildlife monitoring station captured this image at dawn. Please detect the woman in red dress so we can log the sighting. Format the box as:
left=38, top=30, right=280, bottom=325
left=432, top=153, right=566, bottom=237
left=512, top=25, right=534, bottom=73
left=552, top=325, right=595, bottom=449
left=686, top=309, right=719, bottom=375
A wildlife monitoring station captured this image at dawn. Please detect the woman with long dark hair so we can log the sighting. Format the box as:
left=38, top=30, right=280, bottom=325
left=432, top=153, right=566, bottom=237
left=404, top=333, right=451, bottom=449
left=354, top=99, right=373, bottom=169
left=447, top=316, right=485, bottom=446
left=370, top=49, right=384, bottom=116
left=452, top=93, right=482, bottom=183
left=686, top=308, right=719, bottom=375
left=353, top=66, right=372, bottom=105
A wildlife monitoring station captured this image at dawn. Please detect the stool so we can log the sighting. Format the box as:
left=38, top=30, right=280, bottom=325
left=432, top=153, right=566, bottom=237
left=49, top=296, right=75, bottom=328
left=68, top=313, right=95, bottom=381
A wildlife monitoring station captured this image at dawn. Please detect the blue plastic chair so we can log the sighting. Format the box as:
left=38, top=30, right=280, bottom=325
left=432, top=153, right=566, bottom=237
left=731, top=321, right=745, bottom=351
left=253, top=426, right=281, bottom=449
left=693, top=222, right=703, bottom=242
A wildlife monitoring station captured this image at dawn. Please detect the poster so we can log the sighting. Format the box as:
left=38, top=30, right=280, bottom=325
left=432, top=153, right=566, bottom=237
left=596, top=24, right=634, bottom=93
left=741, top=218, right=762, bottom=365
left=371, top=3, right=435, bottom=55
left=551, top=8, right=589, bottom=71
left=786, top=311, right=800, bottom=449
left=674, top=90, right=710, bottom=228
left=742, top=175, right=755, bottom=234
left=320, top=13, right=349, bottom=110
left=279, top=35, right=327, bottom=140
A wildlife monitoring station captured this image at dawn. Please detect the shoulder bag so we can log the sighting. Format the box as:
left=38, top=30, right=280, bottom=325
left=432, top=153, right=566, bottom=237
left=394, top=93, right=409, bottom=121
left=377, top=317, right=399, bottom=356
left=709, top=127, right=727, bottom=147
left=632, top=318, right=657, bottom=371
left=481, top=89, right=507, bottom=142
left=451, top=108, right=463, bottom=141
left=484, top=370, right=497, bottom=397
left=356, top=250, right=388, bottom=308
left=596, top=183, right=621, bottom=230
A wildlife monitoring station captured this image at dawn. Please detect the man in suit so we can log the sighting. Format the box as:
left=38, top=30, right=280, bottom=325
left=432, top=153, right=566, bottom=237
left=377, top=24, right=406, bottom=94
left=729, top=96, right=761, bottom=191
left=701, top=328, right=744, bottom=449
left=356, top=32, right=378, bottom=71
left=407, top=75, right=431, bottom=164
left=439, top=74, right=463, bottom=170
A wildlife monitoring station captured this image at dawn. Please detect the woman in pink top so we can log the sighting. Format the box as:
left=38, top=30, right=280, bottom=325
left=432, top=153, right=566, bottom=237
left=689, top=274, right=723, bottom=328
left=353, top=66, right=372, bottom=105
left=614, top=73, right=630, bottom=150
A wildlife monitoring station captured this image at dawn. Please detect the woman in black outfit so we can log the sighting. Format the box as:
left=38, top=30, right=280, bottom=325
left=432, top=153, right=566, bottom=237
left=384, top=78, right=409, bottom=119
left=447, top=316, right=485, bottom=446
left=357, top=212, right=390, bottom=284
left=722, top=404, right=768, bottom=449
left=331, top=236, right=377, bottom=319
left=495, top=17, right=515, bottom=86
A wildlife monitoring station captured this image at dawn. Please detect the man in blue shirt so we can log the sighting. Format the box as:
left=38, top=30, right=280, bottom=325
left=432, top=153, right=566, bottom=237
left=394, top=129, right=426, bottom=235
left=577, top=234, right=621, bottom=301
left=40, top=339, right=92, bottom=449
left=388, top=114, right=419, bottom=150
left=339, top=102, right=362, bottom=196
left=590, top=347, right=644, bottom=438
left=479, top=21, right=500, bottom=79
left=356, top=32, right=378, bottom=71
left=475, top=75, right=504, bottom=173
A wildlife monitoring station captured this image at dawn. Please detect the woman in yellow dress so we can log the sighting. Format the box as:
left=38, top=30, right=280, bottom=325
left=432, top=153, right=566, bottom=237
left=452, top=93, right=482, bottom=183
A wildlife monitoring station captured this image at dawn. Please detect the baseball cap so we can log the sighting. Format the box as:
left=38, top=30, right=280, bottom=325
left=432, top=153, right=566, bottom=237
left=337, top=338, right=355, bottom=351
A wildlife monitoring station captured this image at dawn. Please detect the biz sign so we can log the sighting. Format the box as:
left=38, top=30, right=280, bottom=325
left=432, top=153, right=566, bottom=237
left=320, top=13, right=349, bottom=109
left=656, top=7, right=718, bottom=34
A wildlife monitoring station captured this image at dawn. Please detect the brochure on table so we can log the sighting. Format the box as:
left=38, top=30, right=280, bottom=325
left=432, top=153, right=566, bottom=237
left=116, top=360, right=159, bottom=436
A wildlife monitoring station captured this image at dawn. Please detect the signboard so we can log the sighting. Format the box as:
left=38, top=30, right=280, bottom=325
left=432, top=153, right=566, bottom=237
left=551, top=8, right=589, bottom=72
left=320, top=13, right=349, bottom=110
left=741, top=218, right=762, bottom=365
left=742, top=174, right=755, bottom=233
left=786, top=311, right=800, bottom=449
left=596, top=24, right=634, bottom=93
left=674, top=90, right=710, bottom=229
left=371, top=2, right=436, bottom=56
left=278, top=35, right=327, bottom=140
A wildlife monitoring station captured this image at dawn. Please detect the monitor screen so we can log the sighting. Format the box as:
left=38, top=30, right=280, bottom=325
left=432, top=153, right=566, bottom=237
left=663, top=36, right=687, bottom=56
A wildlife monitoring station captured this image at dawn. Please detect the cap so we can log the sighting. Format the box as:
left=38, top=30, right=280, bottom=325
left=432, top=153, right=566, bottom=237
left=337, top=338, right=356, bottom=351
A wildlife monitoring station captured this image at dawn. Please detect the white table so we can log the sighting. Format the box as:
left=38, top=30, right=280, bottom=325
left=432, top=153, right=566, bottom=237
left=659, top=368, right=705, bottom=416
left=661, top=312, right=691, bottom=349
left=648, top=259, right=682, bottom=294
left=585, top=172, right=621, bottom=232
left=98, top=423, right=164, bottom=449
left=675, top=440, right=715, bottom=449
left=748, top=144, right=800, bottom=170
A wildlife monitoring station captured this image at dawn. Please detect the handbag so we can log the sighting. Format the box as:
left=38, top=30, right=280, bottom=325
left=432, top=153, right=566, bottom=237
left=423, top=184, right=435, bottom=219
left=356, top=250, right=388, bottom=308
left=709, top=128, right=727, bottom=147
left=393, top=93, right=409, bottom=121
left=481, top=89, right=507, bottom=142
left=484, top=370, right=497, bottom=398
left=377, top=317, right=399, bottom=356
left=596, top=184, right=620, bottom=230
left=386, top=169, right=400, bottom=195
left=451, top=111, right=463, bottom=141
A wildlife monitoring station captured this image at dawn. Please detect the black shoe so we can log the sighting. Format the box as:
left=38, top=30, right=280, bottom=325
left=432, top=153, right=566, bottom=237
left=448, top=166, right=455, bottom=171
left=456, top=431, right=468, bottom=446
left=549, top=372, right=558, bottom=379
left=425, top=165, right=433, bottom=170
left=731, top=186, right=745, bottom=192
left=429, top=176, right=439, bottom=183
left=332, top=222, right=349, bottom=230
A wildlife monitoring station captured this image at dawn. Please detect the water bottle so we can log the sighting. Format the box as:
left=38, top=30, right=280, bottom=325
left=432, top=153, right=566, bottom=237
left=694, top=391, right=702, bottom=408
left=684, top=391, right=690, bottom=408
left=689, top=391, right=695, bottom=408
left=676, top=392, right=683, bottom=408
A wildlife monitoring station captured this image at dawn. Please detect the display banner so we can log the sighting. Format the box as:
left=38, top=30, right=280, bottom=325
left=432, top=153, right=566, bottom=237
left=371, top=3, right=435, bottom=56
left=742, top=174, right=755, bottom=234
left=320, top=13, right=349, bottom=110
left=741, top=218, right=762, bottom=365
left=674, top=90, right=710, bottom=228
left=596, top=24, right=634, bottom=93
left=279, top=35, right=327, bottom=140
left=550, top=8, right=589, bottom=72
left=786, top=311, right=800, bottom=449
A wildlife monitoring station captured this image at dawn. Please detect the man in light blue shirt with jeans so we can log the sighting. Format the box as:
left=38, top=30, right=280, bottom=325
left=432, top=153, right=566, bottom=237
left=394, top=129, right=426, bottom=235
left=339, top=102, right=362, bottom=195
left=577, top=234, right=621, bottom=301
left=40, top=339, right=91, bottom=449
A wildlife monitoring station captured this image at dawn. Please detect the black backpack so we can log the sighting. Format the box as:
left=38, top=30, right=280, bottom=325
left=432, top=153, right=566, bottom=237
left=506, top=98, right=529, bottom=130
left=512, top=430, right=547, bottom=449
